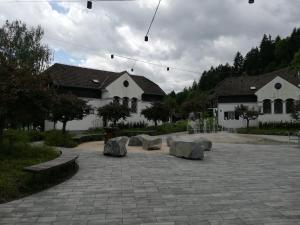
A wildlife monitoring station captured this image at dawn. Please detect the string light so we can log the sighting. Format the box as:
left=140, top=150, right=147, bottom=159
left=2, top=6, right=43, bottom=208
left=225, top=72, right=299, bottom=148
left=42, top=35, right=201, bottom=74
left=112, top=54, right=200, bottom=74
left=145, top=0, right=162, bottom=42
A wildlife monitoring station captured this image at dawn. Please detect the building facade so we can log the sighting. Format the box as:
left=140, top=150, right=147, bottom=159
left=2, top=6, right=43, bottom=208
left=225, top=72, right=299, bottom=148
left=44, top=63, right=165, bottom=131
left=214, top=68, right=300, bottom=129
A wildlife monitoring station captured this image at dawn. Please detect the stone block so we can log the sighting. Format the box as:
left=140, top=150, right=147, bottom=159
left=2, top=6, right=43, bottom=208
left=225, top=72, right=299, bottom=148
left=103, top=136, right=128, bottom=157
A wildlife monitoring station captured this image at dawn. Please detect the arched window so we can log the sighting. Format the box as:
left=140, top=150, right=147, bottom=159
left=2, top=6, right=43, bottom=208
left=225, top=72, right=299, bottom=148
left=131, top=98, right=138, bottom=113
left=113, top=96, right=120, bottom=104
left=286, top=99, right=295, bottom=114
left=123, top=97, right=129, bottom=108
left=274, top=99, right=283, bottom=114
left=263, top=99, right=271, bottom=114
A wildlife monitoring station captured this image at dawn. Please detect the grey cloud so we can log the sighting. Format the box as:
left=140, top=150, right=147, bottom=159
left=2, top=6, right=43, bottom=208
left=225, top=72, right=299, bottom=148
left=0, top=0, right=299, bottom=93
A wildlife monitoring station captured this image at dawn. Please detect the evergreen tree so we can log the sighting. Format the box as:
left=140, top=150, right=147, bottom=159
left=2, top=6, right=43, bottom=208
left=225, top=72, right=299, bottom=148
left=292, top=49, right=300, bottom=71
left=244, top=47, right=261, bottom=75
left=233, top=52, right=244, bottom=76
left=259, top=34, right=275, bottom=72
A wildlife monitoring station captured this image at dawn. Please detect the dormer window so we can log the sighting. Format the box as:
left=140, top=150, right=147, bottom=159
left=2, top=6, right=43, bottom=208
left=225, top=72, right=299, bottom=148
left=92, top=79, right=99, bottom=84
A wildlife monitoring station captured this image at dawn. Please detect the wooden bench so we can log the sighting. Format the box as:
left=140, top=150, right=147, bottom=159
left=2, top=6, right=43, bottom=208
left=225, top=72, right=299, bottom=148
left=23, top=150, right=78, bottom=174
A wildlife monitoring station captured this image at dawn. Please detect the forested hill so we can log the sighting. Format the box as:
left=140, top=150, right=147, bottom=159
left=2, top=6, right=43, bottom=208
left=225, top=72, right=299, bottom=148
left=167, top=27, right=300, bottom=114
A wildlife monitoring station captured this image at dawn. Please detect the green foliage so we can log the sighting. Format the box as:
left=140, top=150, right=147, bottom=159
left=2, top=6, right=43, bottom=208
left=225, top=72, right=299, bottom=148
left=0, top=138, right=59, bottom=203
left=233, top=51, right=244, bottom=76
left=141, top=102, right=170, bottom=126
left=169, top=27, right=300, bottom=112
left=1, top=129, right=44, bottom=145
left=116, top=121, right=147, bottom=129
left=98, top=102, right=130, bottom=126
left=235, top=104, right=259, bottom=129
left=291, top=49, right=300, bottom=70
left=2, top=129, right=30, bottom=144
left=118, top=120, right=187, bottom=136
left=72, top=134, right=104, bottom=144
left=27, top=130, right=44, bottom=142
left=259, top=121, right=300, bottom=130
left=49, top=93, right=91, bottom=133
left=44, top=130, right=77, bottom=148
left=151, top=120, right=187, bottom=135
left=0, top=20, right=52, bottom=134
left=181, top=94, right=208, bottom=117
left=237, top=126, right=300, bottom=136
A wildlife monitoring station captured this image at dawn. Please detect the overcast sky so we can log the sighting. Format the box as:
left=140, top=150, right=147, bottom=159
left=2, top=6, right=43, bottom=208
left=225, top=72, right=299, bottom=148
left=0, top=0, right=300, bottom=93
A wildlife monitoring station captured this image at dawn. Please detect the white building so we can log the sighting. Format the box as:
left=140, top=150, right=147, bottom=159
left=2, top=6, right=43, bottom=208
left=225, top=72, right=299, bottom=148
left=44, top=63, right=165, bottom=131
left=214, top=68, right=300, bottom=129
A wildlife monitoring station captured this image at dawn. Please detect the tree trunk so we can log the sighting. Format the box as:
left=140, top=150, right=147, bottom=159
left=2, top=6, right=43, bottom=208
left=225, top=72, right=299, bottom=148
left=0, top=127, right=3, bottom=144
left=169, top=112, right=173, bottom=123
left=154, top=120, right=158, bottom=126
left=246, top=119, right=250, bottom=129
left=62, top=121, right=67, bottom=134
left=0, top=118, right=5, bottom=143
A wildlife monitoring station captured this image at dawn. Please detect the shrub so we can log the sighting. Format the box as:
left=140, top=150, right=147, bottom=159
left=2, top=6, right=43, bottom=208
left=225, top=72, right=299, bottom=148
left=259, top=121, right=300, bottom=129
left=116, top=121, right=147, bottom=129
left=237, top=127, right=291, bottom=136
left=44, top=130, right=77, bottom=148
left=27, top=130, right=44, bottom=142
left=0, top=141, right=60, bottom=203
left=152, top=120, right=187, bottom=135
left=72, top=134, right=104, bottom=143
left=2, top=129, right=30, bottom=144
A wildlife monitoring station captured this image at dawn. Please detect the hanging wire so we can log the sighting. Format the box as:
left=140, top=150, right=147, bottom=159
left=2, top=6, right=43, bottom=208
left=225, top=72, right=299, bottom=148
left=43, top=35, right=201, bottom=74
left=145, top=0, right=162, bottom=41
left=113, top=54, right=200, bottom=74
left=0, top=0, right=136, bottom=2
left=130, top=60, right=137, bottom=72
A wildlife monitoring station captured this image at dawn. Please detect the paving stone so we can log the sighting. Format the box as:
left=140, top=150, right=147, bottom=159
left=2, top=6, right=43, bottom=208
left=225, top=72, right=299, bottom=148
left=0, top=143, right=299, bottom=225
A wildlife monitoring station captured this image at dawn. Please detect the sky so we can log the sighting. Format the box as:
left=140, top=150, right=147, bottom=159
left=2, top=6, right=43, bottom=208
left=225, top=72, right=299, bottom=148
left=0, top=0, right=300, bottom=93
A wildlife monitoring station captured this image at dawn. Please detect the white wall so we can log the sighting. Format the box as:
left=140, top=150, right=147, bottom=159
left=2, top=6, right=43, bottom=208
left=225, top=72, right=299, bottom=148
left=256, top=76, right=300, bottom=123
left=45, top=73, right=159, bottom=131
left=218, top=102, right=259, bottom=129
left=105, top=73, right=144, bottom=99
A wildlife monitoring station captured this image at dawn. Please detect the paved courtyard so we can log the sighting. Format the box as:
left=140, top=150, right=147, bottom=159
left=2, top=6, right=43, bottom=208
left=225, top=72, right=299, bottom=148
left=1, top=140, right=300, bottom=225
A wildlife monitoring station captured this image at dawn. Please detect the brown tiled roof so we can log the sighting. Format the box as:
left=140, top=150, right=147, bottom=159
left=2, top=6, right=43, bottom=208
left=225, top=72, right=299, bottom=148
left=45, top=63, right=165, bottom=96
left=214, top=68, right=300, bottom=97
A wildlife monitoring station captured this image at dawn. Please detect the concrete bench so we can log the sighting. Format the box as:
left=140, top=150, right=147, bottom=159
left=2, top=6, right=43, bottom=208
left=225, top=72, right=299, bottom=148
left=128, top=135, right=144, bottom=146
left=169, top=136, right=212, bottom=160
left=24, top=150, right=78, bottom=174
left=167, top=135, right=212, bottom=151
left=140, top=135, right=162, bottom=150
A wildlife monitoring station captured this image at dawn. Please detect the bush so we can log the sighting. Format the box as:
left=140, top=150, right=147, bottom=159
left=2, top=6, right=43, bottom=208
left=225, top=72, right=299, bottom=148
left=72, top=134, right=104, bottom=143
left=151, top=120, right=187, bottom=135
left=259, top=121, right=300, bottom=129
left=237, top=127, right=292, bottom=136
left=0, top=140, right=64, bottom=203
left=3, top=129, right=29, bottom=144
left=27, top=130, right=44, bottom=142
left=44, top=130, right=77, bottom=148
left=1, top=129, right=45, bottom=144
left=116, top=121, right=147, bottom=129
